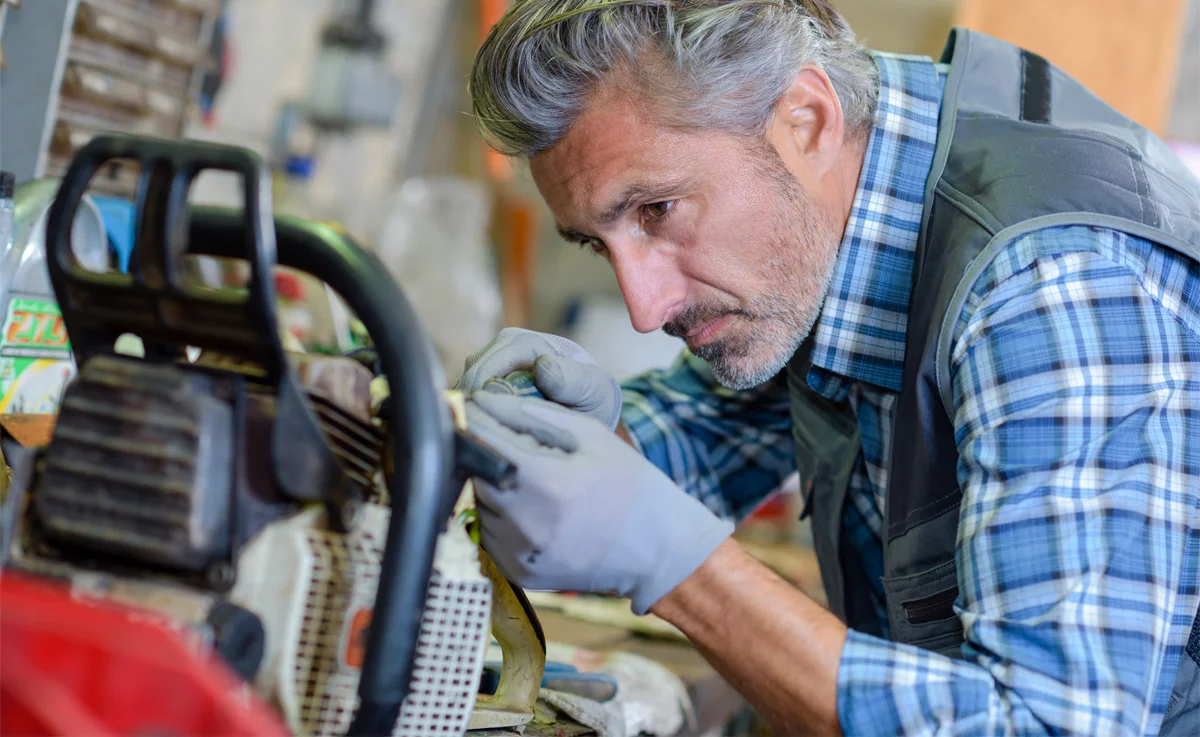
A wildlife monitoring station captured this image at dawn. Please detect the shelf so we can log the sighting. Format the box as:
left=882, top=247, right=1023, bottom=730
left=75, top=1, right=206, bottom=67
left=69, top=34, right=193, bottom=90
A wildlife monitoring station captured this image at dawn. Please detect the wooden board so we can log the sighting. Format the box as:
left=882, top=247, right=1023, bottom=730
left=835, top=0, right=960, bottom=58
left=954, top=0, right=1188, bottom=135
left=0, top=414, right=57, bottom=448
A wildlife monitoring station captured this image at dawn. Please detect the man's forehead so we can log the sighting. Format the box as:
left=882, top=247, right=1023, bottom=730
left=533, top=102, right=655, bottom=189
left=530, top=97, right=685, bottom=223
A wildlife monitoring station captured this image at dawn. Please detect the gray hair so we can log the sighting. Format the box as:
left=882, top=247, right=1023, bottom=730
left=471, top=0, right=880, bottom=158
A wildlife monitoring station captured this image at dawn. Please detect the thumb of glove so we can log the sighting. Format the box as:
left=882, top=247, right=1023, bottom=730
left=534, top=354, right=622, bottom=431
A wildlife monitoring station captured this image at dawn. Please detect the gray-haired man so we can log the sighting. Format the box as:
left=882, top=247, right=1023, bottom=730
left=459, top=2, right=1200, bottom=734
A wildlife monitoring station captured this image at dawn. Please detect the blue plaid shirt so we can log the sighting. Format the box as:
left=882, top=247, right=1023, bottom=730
left=621, top=52, right=1200, bottom=736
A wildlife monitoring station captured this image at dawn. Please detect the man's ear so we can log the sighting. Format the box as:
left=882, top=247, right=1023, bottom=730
left=764, top=65, right=846, bottom=184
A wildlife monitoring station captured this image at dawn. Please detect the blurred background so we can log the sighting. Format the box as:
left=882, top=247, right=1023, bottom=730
left=2, top=0, right=1196, bottom=390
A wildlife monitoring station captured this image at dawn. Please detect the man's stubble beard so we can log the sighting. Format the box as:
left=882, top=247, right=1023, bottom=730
left=666, top=151, right=841, bottom=390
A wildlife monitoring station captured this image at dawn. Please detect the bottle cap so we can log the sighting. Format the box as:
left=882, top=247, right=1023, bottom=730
left=0, top=171, right=14, bottom=200
left=283, top=155, right=315, bottom=179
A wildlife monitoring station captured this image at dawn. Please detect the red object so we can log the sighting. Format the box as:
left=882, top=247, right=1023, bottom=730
left=747, top=491, right=790, bottom=521
left=0, top=572, right=288, bottom=737
left=274, top=271, right=306, bottom=302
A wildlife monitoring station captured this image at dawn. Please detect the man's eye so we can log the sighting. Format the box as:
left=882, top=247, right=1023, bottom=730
left=580, top=238, right=608, bottom=258
left=642, top=201, right=676, bottom=220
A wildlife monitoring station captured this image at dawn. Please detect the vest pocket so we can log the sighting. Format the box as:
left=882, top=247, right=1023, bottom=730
left=903, top=585, right=959, bottom=625
left=882, top=559, right=965, bottom=659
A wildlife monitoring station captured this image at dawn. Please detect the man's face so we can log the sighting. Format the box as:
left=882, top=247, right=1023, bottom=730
left=530, top=94, right=843, bottom=390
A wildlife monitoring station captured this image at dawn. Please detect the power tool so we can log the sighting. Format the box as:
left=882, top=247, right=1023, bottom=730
left=0, top=134, right=545, bottom=735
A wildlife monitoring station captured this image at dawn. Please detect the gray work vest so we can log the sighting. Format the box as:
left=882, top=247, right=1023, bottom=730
left=786, top=29, right=1200, bottom=734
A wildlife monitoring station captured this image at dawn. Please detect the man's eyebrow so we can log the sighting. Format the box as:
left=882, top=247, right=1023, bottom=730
left=555, top=177, right=691, bottom=243
left=597, top=179, right=688, bottom=226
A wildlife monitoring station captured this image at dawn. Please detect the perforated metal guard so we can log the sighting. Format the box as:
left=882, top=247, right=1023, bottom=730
left=287, top=509, right=490, bottom=737
left=395, top=571, right=492, bottom=735
left=292, top=527, right=354, bottom=736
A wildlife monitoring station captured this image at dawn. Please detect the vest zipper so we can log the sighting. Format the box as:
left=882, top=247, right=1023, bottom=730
left=902, top=586, right=959, bottom=625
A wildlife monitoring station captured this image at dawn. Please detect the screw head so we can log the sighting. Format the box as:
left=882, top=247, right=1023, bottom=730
left=207, top=561, right=235, bottom=588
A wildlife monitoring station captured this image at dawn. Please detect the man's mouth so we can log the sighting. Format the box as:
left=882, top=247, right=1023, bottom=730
left=684, top=314, right=733, bottom=348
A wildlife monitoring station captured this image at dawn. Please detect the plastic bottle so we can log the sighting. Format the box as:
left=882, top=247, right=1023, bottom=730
left=0, top=172, right=14, bottom=259
left=0, top=175, right=85, bottom=414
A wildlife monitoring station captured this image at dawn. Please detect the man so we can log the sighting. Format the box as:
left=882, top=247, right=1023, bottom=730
left=459, top=1, right=1200, bottom=734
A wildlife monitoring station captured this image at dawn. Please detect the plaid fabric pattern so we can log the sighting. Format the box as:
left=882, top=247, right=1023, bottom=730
left=807, top=53, right=943, bottom=397
left=839, top=227, right=1200, bottom=736
left=620, top=52, right=1200, bottom=735
left=621, top=350, right=795, bottom=521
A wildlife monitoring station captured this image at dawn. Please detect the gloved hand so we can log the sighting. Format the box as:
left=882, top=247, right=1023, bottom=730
left=456, top=328, right=622, bottom=430
left=465, top=392, right=734, bottom=615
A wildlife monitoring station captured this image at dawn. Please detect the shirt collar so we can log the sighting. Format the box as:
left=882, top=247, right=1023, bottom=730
left=807, top=52, right=944, bottom=396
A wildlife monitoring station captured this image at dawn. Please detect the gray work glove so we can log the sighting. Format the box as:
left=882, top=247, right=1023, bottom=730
left=456, top=328, right=622, bottom=431
left=465, top=392, right=734, bottom=615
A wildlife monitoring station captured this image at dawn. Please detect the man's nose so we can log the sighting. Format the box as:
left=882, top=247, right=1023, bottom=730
left=610, top=247, right=686, bottom=334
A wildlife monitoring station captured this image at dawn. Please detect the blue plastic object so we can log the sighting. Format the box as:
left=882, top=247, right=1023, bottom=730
left=480, top=660, right=619, bottom=703
left=283, top=155, right=315, bottom=179
left=90, top=195, right=135, bottom=273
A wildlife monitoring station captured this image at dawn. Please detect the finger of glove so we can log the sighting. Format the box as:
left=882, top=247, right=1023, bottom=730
left=464, top=403, right=561, bottom=466
left=533, top=355, right=623, bottom=429
left=472, top=497, right=508, bottom=540
left=472, top=470, right=552, bottom=529
left=540, top=333, right=599, bottom=365
left=474, top=502, right=547, bottom=584
left=473, top=480, right=555, bottom=554
left=509, top=394, right=616, bottom=449
left=469, top=393, right=582, bottom=453
left=456, top=331, right=557, bottom=392
left=461, top=328, right=537, bottom=370
left=477, top=523, right=526, bottom=582
left=470, top=478, right=505, bottom=517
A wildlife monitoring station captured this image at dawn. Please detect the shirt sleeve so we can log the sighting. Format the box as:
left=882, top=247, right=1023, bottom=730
left=837, top=231, right=1200, bottom=736
left=619, top=348, right=796, bottom=521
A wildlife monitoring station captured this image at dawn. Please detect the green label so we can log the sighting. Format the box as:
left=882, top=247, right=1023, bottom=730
left=0, top=297, right=75, bottom=414
left=1, top=298, right=70, bottom=359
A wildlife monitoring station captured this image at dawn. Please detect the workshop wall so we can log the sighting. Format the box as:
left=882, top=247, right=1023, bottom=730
left=1172, top=0, right=1200, bottom=143
left=184, top=0, right=472, bottom=239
